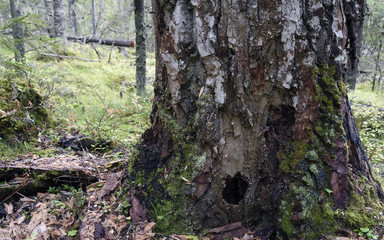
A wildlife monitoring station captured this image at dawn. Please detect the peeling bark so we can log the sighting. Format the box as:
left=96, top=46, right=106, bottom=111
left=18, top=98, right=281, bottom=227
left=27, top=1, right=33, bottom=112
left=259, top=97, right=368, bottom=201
left=135, top=0, right=382, bottom=238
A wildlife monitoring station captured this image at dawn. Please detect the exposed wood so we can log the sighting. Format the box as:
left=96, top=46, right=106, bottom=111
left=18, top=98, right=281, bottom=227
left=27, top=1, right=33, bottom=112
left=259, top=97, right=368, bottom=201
left=40, top=52, right=98, bottom=61
left=67, top=36, right=135, bottom=48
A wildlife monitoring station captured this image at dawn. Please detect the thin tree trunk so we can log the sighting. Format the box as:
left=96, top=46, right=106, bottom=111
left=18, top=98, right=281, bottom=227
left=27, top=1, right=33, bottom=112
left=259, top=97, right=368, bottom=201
left=372, top=39, right=382, bottom=91
left=132, top=0, right=384, bottom=238
left=134, top=0, right=146, bottom=96
left=68, top=0, right=77, bottom=36
left=92, top=0, right=96, bottom=36
left=9, top=0, right=25, bottom=62
left=53, top=0, right=65, bottom=38
left=98, top=0, right=103, bottom=27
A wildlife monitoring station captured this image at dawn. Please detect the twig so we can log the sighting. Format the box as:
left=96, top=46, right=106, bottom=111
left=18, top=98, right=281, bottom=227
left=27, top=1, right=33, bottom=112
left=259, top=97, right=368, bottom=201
left=40, top=53, right=98, bottom=62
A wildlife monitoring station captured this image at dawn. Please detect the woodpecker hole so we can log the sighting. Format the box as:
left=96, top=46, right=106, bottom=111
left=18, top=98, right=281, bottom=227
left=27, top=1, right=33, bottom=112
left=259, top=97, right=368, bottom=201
left=222, top=174, right=249, bottom=204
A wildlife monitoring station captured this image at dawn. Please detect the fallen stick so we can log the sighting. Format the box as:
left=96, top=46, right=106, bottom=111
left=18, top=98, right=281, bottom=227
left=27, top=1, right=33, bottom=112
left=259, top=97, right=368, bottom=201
left=40, top=53, right=99, bottom=62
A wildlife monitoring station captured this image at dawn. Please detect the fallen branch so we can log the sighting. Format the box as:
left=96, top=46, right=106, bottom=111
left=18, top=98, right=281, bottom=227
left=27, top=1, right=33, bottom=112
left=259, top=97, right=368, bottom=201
left=0, top=156, right=104, bottom=202
left=67, top=36, right=135, bottom=48
left=40, top=52, right=98, bottom=62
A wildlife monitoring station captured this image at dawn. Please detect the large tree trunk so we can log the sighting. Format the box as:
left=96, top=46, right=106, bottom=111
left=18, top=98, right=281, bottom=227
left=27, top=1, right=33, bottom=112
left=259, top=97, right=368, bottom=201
left=133, top=0, right=384, bottom=238
left=9, top=0, right=25, bottom=62
left=134, top=0, right=146, bottom=96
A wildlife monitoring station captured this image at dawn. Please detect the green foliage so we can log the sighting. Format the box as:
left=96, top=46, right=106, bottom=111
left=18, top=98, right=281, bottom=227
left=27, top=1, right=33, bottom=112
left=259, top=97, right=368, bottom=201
left=67, top=229, right=78, bottom=237
left=355, top=227, right=378, bottom=239
left=349, top=83, right=384, bottom=165
left=32, top=44, right=154, bottom=148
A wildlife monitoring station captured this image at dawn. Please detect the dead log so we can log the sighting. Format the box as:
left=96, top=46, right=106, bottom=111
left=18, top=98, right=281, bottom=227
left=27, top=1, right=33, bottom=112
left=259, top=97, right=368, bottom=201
left=67, top=36, right=135, bottom=48
left=0, top=156, right=105, bottom=202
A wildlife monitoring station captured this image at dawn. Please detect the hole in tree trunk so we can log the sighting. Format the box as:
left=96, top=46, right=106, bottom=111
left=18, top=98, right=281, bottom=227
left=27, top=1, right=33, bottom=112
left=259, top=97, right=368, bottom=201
left=222, top=173, right=249, bottom=204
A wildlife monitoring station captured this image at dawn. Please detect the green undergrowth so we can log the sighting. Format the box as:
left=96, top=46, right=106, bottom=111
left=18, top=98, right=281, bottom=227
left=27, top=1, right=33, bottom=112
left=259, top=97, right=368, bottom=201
left=349, top=83, right=384, bottom=165
left=31, top=43, right=155, bottom=146
left=1, top=42, right=155, bottom=159
left=0, top=62, right=50, bottom=149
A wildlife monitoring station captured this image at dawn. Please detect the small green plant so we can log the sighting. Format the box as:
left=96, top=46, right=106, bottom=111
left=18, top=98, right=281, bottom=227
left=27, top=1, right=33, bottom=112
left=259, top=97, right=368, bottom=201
left=67, top=229, right=78, bottom=237
left=354, top=227, right=378, bottom=239
left=325, top=188, right=333, bottom=195
left=47, top=186, right=62, bottom=194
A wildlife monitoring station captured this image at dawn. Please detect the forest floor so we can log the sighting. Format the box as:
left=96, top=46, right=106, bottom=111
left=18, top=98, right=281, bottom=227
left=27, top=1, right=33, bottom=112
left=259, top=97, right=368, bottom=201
left=1, top=44, right=384, bottom=239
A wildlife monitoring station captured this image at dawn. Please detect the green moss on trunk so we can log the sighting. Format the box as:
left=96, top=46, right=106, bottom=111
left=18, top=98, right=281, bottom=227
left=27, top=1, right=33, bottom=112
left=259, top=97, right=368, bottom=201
left=278, top=65, right=383, bottom=238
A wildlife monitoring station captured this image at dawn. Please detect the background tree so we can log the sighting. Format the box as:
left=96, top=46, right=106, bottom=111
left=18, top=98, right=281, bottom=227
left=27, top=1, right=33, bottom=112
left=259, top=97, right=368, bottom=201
left=134, top=0, right=146, bottom=96
left=9, top=0, right=24, bottom=62
left=361, top=0, right=384, bottom=91
left=91, top=0, right=96, bottom=35
left=53, top=0, right=66, bottom=38
left=44, top=0, right=54, bottom=37
left=132, top=0, right=384, bottom=238
left=68, top=0, right=78, bottom=35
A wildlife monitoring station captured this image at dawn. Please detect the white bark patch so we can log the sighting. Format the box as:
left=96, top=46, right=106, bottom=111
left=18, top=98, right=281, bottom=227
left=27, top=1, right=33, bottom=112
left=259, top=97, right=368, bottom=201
left=171, top=1, right=194, bottom=49
left=192, top=2, right=227, bottom=105
left=308, top=3, right=323, bottom=33
left=195, top=16, right=215, bottom=57
left=202, top=57, right=226, bottom=104
left=278, top=0, right=303, bottom=89
left=332, top=1, right=347, bottom=49
left=214, top=75, right=226, bottom=104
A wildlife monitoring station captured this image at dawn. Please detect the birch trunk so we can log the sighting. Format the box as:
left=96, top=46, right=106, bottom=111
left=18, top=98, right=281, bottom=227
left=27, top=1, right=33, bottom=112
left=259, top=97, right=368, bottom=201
left=133, top=0, right=384, bottom=238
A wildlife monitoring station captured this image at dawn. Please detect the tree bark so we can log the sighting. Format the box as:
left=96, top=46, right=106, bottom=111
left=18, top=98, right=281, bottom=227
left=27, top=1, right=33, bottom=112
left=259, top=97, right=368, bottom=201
left=345, top=0, right=365, bottom=90
left=9, top=0, right=25, bottom=62
left=68, top=0, right=78, bottom=36
left=53, top=0, right=65, bottom=38
left=134, top=0, right=146, bottom=96
left=133, top=0, right=384, bottom=238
